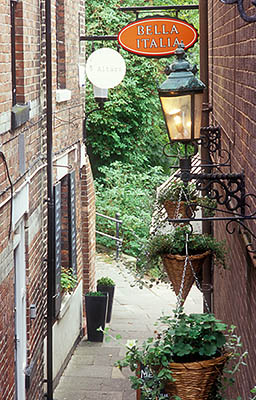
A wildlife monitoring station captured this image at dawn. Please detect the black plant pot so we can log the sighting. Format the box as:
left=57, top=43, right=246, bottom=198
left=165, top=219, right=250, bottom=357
left=96, top=284, right=115, bottom=323
left=85, top=294, right=108, bottom=342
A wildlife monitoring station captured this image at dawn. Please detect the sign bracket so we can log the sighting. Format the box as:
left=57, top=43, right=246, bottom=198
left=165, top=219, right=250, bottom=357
left=119, top=5, right=199, bottom=13
left=81, top=5, right=199, bottom=42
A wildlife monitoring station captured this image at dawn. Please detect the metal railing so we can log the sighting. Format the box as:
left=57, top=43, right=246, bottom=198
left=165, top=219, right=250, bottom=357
left=96, top=212, right=123, bottom=260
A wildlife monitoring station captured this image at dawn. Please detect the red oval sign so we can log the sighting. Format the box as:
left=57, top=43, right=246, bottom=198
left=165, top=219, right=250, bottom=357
left=118, top=17, right=198, bottom=57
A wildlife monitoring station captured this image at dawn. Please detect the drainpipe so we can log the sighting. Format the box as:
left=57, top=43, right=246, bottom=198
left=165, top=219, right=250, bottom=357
left=199, top=0, right=213, bottom=312
left=10, top=0, right=17, bottom=106
left=45, top=0, right=54, bottom=398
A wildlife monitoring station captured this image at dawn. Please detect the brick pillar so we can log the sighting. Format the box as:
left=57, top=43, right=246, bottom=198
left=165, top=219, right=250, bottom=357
left=80, top=154, right=96, bottom=295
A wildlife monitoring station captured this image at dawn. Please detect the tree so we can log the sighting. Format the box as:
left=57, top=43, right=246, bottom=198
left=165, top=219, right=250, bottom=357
left=85, top=0, right=199, bottom=175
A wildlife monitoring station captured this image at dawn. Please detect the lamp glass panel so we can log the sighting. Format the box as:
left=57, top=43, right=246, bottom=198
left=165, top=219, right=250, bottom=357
left=160, top=95, right=191, bottom=141
left=194, top=92, right=204, bottom=139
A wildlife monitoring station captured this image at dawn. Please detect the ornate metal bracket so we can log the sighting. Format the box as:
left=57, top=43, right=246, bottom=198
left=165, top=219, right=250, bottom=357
left=163, top=125, right=231, bottom=170
left=200, top=126, right=221, bottom=155
left=162, top=122, right=256, bottom=251
left=192, top=172, right=246, bottom=214
left=220, top=0, right=256, bottom=23
left=169, top=169, right=256, bottom=252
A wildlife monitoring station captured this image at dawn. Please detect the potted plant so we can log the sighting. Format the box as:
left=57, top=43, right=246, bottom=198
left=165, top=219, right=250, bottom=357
left=116, top=309, right=247, bottom=400
left=136, top=226, right=227, bottom=300
left=61, top=267, right=78, bottom=295
left=97, top=277, right=115, bottom=323
left=158, top=179, right=197, bottom=219
left=85, top=291, right=108, bottom=342
left=157, top=178, right=217, bottom=219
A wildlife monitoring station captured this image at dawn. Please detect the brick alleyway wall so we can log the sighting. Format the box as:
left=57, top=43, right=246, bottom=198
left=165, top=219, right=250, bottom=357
left=81, top=154, right=96, bottom=296
left=0, top=0, right=95, bottom=397
left=0, top=0, right=46, bottom=398
left=208, top=2, right=256, bottom=397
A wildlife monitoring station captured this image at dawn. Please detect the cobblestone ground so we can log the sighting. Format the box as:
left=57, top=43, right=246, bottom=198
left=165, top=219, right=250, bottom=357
left=54, top=253, right=203, bottom=400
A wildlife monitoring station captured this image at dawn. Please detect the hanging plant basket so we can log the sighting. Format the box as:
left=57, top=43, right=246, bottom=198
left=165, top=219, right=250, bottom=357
left=161, top=251, right=210, bottom=301
left=163, top=200, right=195, bottom=220
left=164, top=353, right=228, bottom=400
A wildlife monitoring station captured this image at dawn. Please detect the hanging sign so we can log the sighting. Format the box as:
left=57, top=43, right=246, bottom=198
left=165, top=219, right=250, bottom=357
left=86, top=48, right=126, bottom=88
left=118, top=17, right=198, bottom=58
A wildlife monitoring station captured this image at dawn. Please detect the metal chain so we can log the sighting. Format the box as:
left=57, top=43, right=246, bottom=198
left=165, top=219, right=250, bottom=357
left=180, top=186, right=195, bottom=218
left=176, top=255, right=188, bottom=310
left=174, top=187, right=183, bottom=220
left=176, top=233, right=211, bottom=313
left=176, top=234, right=189, bottom=309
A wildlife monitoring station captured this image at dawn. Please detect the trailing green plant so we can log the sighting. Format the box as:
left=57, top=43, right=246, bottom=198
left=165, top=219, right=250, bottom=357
left=114, top=308, right=247, bottom=400
left=61, top=268, right=78, bottom=294
left=157, top=178, right=217, bottom=217
left=86, top=291, right=106, bottom=297
left=158, top=179, right=197, bottom=203
left=196, top=196, right=217, bottom=217
left=135, top=225, right=227, bottom=285
left=97, top=277, right=115, bottom=287
left=250, top=386, right=256, bottom=400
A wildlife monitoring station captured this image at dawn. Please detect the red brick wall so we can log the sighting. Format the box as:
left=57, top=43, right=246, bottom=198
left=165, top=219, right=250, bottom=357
left=56, top=0, right=66, bottom=89
left=81, top=154, right=96, bottom=295
left=0, top=0, right=95, bottom=398
left=208, top=1, right=256, bottom=397
left=0, top=271, right=15, bottom=400
left=0, top=0, right=12, bottom=113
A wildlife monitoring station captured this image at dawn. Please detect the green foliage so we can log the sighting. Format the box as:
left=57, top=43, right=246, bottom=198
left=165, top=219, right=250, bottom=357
left=115, top=309, right=246, bottom=399
left=97, top=276, right=115, bottom=286
left=61, top=268, right=77, bottom=294
left=135, top=226, right=227, bottom=286
left=158, top=178, right=197, bottom=203
left=151, top=225, right=226, bottom=260
left=196, top=196, right=217, bottom=217
left=86, top=291, right=105, bottom=297
left=251, top=386, right=256, bottom=400
left=157, top=178, right=217, bottom=216
left=95, top=161, right=168, bottom=257
left=159, top=311, right=227, bottom=360
left=209, top=325, right=248, bottom=400
left=85, top=0, right=200, bottom=174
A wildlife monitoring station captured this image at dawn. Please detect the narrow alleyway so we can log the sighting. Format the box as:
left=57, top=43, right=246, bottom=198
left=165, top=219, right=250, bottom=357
left=54, top=253, right=203, bottom=400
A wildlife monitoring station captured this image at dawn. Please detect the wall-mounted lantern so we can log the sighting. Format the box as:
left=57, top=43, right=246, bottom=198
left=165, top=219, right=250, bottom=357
left=158, top=45, right=205, bottom=142
left=158, top=46, right=256, bottom=250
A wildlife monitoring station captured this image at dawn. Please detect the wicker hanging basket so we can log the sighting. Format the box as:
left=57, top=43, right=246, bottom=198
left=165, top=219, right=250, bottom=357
left=161, top=251, right=210, bottom=301
left=164, top=353, right=228, bottom=400
left=163, top=200, right=195, bottom=220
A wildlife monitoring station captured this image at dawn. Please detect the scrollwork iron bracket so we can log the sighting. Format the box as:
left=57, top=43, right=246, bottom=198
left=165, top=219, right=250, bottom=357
left=176, top=169, right=246, bottom=214
left=220, top=0, right=256, bottom=23
left=170, top=169, right=256, bottom=252
left=200, top=126, right=221, bottom=155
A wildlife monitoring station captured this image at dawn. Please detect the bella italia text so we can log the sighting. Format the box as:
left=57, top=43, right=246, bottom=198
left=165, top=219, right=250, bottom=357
left=136, top=23, right=184, bottom=49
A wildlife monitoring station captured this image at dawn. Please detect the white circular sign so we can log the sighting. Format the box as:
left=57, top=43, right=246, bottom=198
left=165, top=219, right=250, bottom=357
left=86, top=48, right=126, bottom=89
